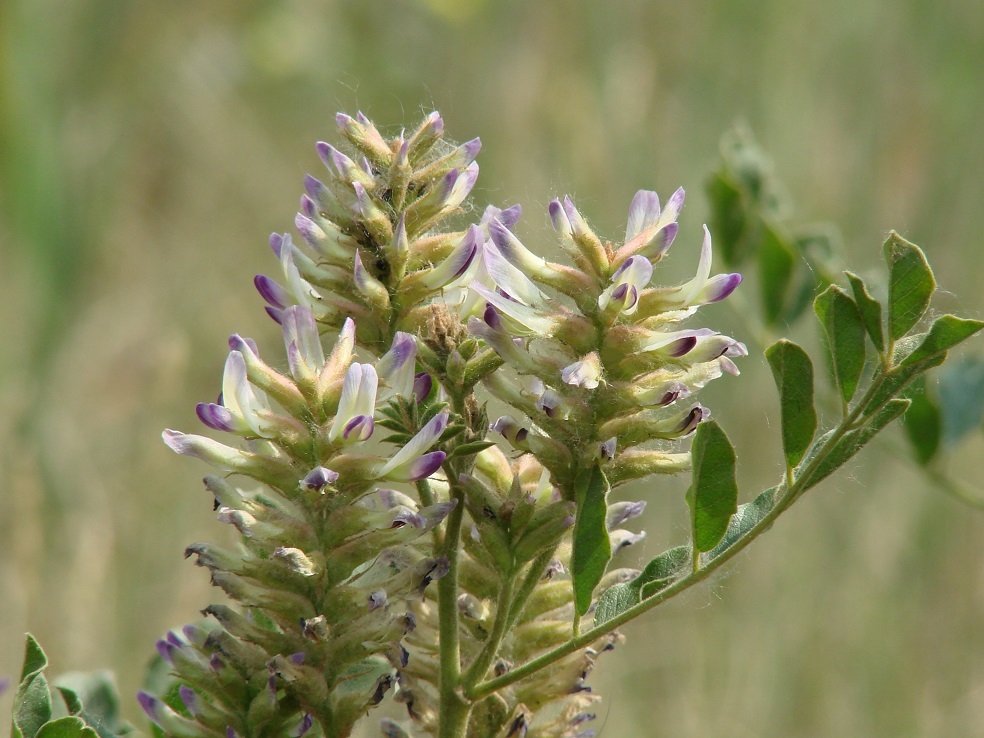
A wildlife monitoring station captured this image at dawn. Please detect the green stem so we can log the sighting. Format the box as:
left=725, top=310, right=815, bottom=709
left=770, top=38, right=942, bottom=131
left=503, top=548, right=557, bottom=629
left=470, top=362, right=896, bottom=701
left=437, top=476, right=469, bottom=738
left=461, top=567, right=518, bottom=691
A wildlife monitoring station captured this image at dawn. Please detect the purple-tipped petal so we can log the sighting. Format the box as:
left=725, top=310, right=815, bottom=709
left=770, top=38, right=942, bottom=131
left=406, top=451, right=446, bottom=481
left=666, top=336, right=698, bottom=358
left=209, top=654, right=225, bottom=673
left=228, top=334, right=259, bottom=357
left=699, top=272, right=743, bottom=303
left=600, top=437, right=617, bottom=460
left=155, top=639, right=175, bottom=665
left=269, top=233, right=285, bottom=258
left=302, top=466, right=339, bottom=491
left=294, top=714, right=314, bottom=738
left=413, top=372, right=433, bottom=402
left=368, top=591, right=388, bottom=610
left=195, top=402, right=242, bottom=432
left=254, top=275, right=289, bottom=310
left=137, top=692, right=162, bottom=723
left=289, top=652, right=306, bottom=665
left=179, top=686, right=199, bottom=715
left=342, top=414, right=375, bottom=442
left=300, top=194, right=317, bottom=219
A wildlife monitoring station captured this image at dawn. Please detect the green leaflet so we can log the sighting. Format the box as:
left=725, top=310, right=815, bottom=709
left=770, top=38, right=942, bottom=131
left=571, top=465, right=612, bottom=617
left=846, top=271, right=885, bottom=352
left=686, top=421, right=739, bottom=554
left=902, top=375, right=942, bottom=465
left=593, top=546, right=690, bottom=627
left=884, top=232, right=936, bottom=341
left=899, top=315, right=984, bottom=368
left=35, top=718, right=98, bottom=738
left=799, top=399, right=911, bottom=492
left=705, top=169, right=751, bottom=267
left=706, top=487, right=777, bottom=561
left=939, top=356, right=984, bottom=445
left=814, top=285, right=867, bottom=406
left=765, top=340, right=817, bottom=468
left=13, top=635, right=53, bottom=738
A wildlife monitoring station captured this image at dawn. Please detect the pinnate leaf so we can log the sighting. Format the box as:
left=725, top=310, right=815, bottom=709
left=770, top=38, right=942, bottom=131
left=765, top=340, right=817, bottom=468
left=686, top=420, right=739, bottom=553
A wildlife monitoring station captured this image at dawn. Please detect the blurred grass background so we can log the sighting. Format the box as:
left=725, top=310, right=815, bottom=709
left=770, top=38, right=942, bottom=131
left=2, top=0, right=984, bottom=735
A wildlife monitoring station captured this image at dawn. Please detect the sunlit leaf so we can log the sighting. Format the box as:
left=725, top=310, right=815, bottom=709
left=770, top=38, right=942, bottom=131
left=706, top=487, right=777, bottom=560
left=800, top=399, right=910, bottom=491
left=884, top=232, right=935, bottom=341
left=814, top=285, right=867, bottom=405
left=765, top=340, right=817, bottom=468
left=686, top=421, right=739, bottom=553
left=899, top=315, right=984, bottom=368
left=594, top=547, right=689, bottom=626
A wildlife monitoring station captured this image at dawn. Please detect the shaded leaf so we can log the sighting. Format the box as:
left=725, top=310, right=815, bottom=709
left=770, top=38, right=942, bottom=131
left=939, top=356, right=984, bottom=445
left=571, top=465, right=611, bottom=617
left=706, top=487, right=777, bottom=560
left=814, top=285, right=867, bottom=405
left=705, top=170, right=750, bottom=267
left=800, top=399, right=910, bottom=491
left=902, top=376, right=942, bottom=465
left=759, top=223, right=796, bottom=325
left=449, top=440, right=496, bottom=458
left=594, top=547, right=689, bottom=626
left=56, top=684, right=123, bottom=738
left=884, top=232, right=935, bottom=341
left=765, top=340, right=817, bottom=468
left=899, top=315, right=984, bottom=368
left=846, top=271, right=885, bottom=352
left=686, top=421, right=739, bottom=553
left=862, top=353, right=946, bottom=421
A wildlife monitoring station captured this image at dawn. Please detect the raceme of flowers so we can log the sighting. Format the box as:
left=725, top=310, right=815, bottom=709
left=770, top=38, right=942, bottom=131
left=151, top=111, right=743, bottom=738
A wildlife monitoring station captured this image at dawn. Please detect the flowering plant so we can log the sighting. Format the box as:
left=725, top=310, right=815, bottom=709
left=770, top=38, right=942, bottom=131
left=9, top=112, right=982, bottom=738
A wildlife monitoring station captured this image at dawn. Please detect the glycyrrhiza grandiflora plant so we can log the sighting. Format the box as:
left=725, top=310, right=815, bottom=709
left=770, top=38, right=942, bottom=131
left=8, top=111, right=982, bottom=738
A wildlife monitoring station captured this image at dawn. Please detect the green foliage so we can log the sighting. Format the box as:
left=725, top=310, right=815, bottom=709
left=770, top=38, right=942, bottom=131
left=686, top=421, right=739, bottom=554
left=902, top=376, right=943, bottom=465
left=765, top=340, right=817, bottom=468
left=885, top=232, right=936, bottom=342
left=899, top=315, right=984, bottom=368
left=571, top=465, right=612, bottom=618
left=938, top=356, right=984, bottom=444
left=594, top=547, right=689, bottom=626
left=758, top=223, right=797, bottom=325
left=706, top=488, right=777, bottom=560
left=11, top=637, right=123, bottom=738
left=846, top=272, right=885, bottom=352
left=12, top=636, right=52, bottom=738
left=814, top=285, right=867, bottom=406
